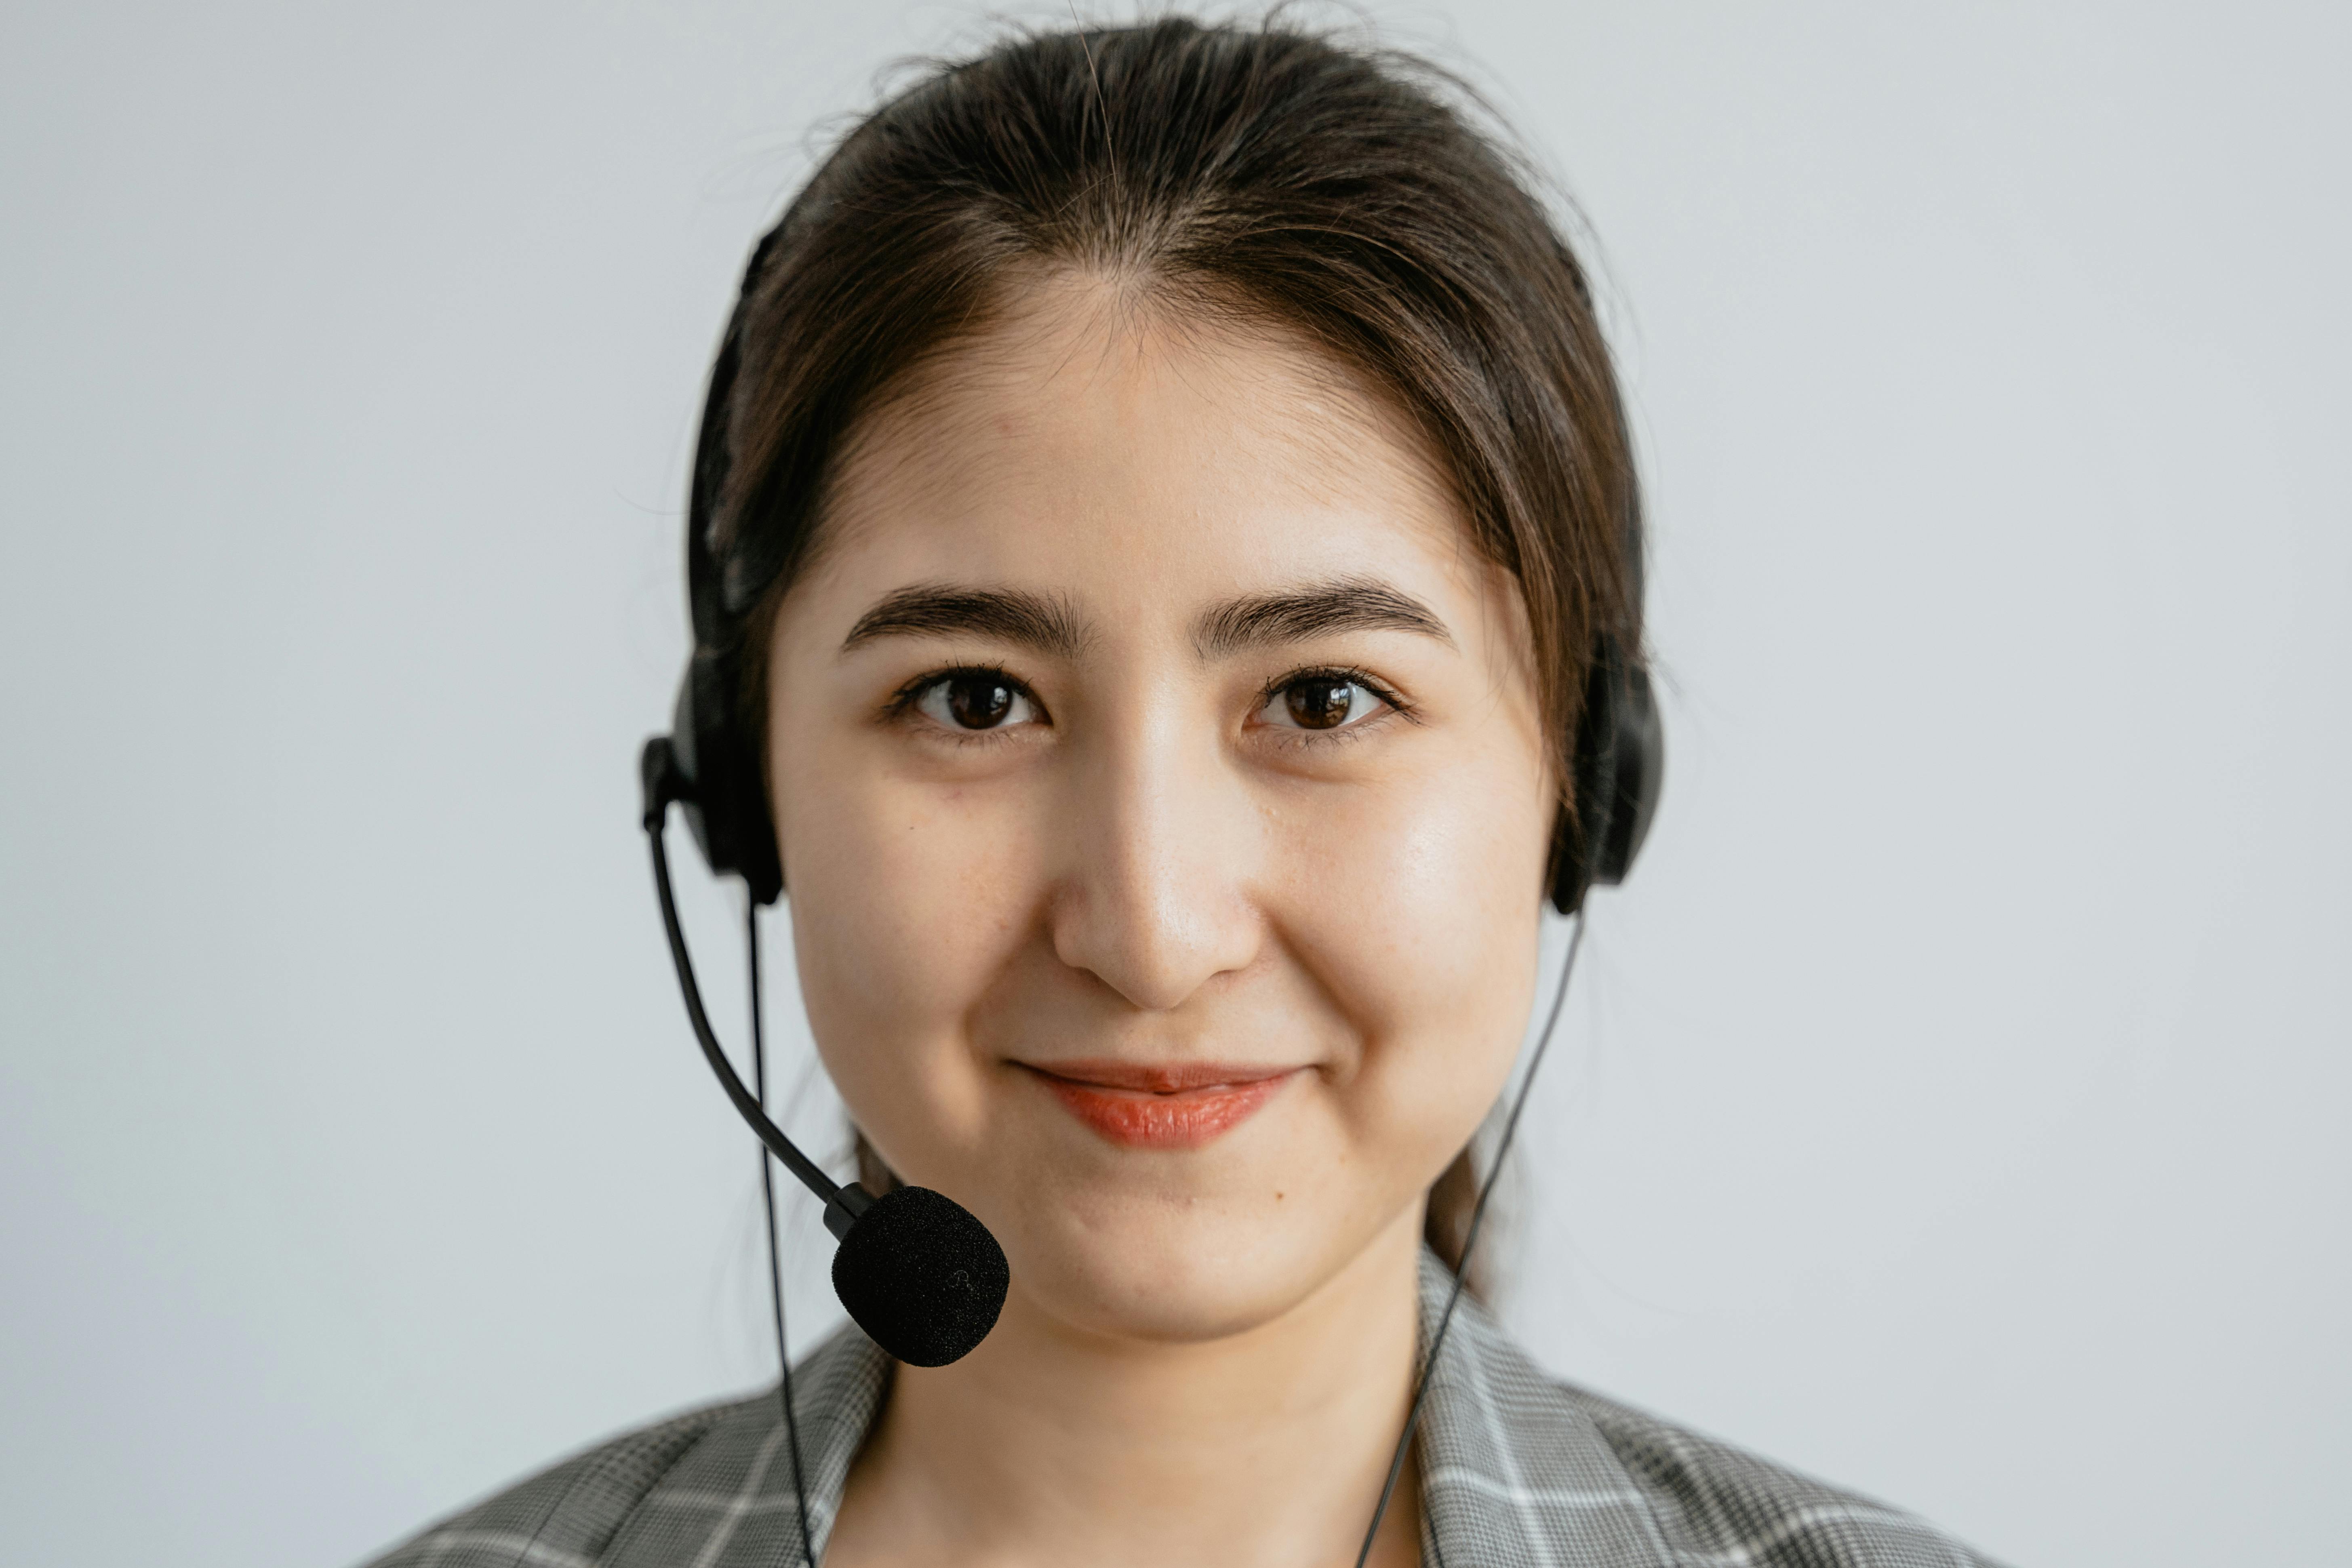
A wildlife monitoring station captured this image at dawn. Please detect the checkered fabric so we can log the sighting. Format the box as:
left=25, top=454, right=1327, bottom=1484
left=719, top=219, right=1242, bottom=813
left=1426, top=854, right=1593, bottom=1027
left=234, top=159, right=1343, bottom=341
left=363, top=1252, right=1997, bottom=1567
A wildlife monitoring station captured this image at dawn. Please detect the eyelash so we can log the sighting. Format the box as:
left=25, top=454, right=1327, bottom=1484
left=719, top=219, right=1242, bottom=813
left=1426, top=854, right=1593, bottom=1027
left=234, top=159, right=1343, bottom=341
left=883, top=664, right=1417, bottom=740
left=883, top=664, right=1041, bottom=735
left=1251, top=665, right=1417, bottom=743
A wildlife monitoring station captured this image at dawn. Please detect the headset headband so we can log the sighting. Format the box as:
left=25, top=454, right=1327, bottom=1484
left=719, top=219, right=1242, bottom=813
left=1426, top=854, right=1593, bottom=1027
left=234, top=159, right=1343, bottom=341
left=664, top=236, right=1661, bottom=914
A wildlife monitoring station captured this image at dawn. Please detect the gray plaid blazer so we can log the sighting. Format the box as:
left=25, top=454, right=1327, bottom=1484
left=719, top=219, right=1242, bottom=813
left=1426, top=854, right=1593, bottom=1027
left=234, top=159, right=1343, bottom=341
left=365, top=1252, right=1997, bottom=1567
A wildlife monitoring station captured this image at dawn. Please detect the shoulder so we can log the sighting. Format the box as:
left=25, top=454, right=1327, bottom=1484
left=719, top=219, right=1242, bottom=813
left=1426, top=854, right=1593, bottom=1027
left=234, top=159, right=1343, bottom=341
left=1554, top=1377, right=2002, bottom=1568
left=359, top=1323, right=889, bottom=1568
left=358, top=1395, right=752, bottom=1567
left=1417, top=1267, right=2002, bottom=1568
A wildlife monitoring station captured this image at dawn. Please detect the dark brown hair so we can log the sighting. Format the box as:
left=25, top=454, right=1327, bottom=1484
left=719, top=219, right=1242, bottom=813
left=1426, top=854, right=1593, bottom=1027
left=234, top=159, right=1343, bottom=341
left=697, top=17, right=1642, bottom=1287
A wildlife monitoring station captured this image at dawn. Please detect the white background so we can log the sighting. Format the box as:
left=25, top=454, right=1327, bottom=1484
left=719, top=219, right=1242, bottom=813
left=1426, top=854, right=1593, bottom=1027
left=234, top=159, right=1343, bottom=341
left=4, top=3, right=2345, bottom=1564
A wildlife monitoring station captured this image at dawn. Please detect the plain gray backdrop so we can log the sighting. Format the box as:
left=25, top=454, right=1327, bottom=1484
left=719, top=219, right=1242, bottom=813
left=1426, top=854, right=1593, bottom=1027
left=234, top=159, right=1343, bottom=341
left=4, top=2, right=2345, bottom=1565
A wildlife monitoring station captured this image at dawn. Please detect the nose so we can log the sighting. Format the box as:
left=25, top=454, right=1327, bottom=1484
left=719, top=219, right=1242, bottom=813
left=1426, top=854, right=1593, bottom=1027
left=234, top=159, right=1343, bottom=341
left=1047, top=706, right=1264, bottom=1012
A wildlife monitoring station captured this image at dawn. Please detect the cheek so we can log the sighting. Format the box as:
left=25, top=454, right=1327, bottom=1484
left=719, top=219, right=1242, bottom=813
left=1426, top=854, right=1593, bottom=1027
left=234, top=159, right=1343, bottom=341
left=1273, top=747, right=1552, bottom=1165
left=771, top=744, right=1046, bottom=1170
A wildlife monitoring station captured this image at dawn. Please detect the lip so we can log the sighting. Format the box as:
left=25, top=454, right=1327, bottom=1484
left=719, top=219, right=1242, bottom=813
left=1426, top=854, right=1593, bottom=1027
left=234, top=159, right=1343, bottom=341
left=1019, top=1059, right=1301, bottom=1149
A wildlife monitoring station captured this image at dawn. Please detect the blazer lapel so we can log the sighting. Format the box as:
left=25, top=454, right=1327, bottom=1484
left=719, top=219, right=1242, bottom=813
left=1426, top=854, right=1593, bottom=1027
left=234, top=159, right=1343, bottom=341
left=602, top=1324, right=890, bottom=1568
left=1415, top=1253, right=1677, bottom=1568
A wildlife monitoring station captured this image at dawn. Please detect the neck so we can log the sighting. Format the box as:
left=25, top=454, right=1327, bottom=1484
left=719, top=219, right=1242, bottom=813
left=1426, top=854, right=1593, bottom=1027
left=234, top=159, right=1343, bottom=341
left=826, top=1208, right=1428, bottom=1568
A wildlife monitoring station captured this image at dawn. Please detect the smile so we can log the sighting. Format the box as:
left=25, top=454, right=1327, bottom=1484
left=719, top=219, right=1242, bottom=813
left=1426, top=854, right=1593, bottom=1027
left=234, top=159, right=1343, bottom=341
left=1020, top=1060, right=1301, bottom=1149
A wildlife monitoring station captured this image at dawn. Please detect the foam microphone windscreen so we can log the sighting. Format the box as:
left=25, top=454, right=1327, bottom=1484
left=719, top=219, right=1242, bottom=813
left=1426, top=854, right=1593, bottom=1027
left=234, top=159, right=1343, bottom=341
left=831, top=1185, right=1010, bottom=1367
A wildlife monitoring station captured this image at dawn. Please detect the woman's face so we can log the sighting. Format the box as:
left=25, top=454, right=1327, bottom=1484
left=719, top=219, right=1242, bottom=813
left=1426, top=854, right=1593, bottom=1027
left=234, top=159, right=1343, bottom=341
left=766, top=279, right=1553, bottom=1343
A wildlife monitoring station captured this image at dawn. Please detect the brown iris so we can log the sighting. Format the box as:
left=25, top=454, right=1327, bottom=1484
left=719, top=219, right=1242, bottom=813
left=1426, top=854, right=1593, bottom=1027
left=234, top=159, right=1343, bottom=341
left=1284, top=679, right=1358, bottom=730
left=945, top=674, right=1018, bottom=728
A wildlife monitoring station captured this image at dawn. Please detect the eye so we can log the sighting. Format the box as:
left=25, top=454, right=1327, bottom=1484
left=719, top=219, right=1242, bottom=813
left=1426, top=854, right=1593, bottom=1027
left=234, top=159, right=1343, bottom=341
left=912, top=670, right=1042, bottom=731
left=1256, top=673, right=1394, bottom=732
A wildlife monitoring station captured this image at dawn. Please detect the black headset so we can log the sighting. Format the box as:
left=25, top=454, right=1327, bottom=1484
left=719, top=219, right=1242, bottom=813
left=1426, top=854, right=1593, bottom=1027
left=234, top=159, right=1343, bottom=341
left=636, top=240, right=1666, bottom=1568
left=638, top=246, right=1664, bottom=1568
left=654, top=227, right=1662, bottom=926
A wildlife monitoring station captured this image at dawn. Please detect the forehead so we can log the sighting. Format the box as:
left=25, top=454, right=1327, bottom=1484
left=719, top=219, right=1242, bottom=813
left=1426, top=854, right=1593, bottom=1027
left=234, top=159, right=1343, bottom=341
left=807, top=277, right=1484, bottom=599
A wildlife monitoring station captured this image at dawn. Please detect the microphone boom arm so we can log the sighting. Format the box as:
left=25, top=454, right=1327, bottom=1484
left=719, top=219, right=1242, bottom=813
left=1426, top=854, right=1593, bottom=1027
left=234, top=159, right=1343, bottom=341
left=642, top=739, right=871, bottom=1239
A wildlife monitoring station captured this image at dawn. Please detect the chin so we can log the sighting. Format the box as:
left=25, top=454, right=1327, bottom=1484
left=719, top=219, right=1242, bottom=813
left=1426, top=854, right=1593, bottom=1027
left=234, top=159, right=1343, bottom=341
left=980, top=1155, right=1419, bottom=1345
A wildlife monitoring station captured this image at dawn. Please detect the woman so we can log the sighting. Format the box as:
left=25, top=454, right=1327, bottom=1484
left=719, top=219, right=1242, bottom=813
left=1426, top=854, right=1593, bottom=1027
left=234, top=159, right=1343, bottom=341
left=371, top=19, right=1992, bottom=1568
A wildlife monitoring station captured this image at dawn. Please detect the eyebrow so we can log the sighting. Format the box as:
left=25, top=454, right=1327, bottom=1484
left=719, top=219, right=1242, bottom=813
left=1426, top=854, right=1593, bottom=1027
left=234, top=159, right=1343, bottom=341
left=840, top=584, right=1091, bottom=658
left=1192, top=577, right=1454, bottom=659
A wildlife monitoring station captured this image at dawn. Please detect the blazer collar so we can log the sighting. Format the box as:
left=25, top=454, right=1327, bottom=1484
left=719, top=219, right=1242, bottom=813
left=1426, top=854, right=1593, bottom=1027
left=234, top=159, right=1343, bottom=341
left=1409, top=1248, right=1675, bottom=1567
left=699, top=1249, right=1672, bottom=1568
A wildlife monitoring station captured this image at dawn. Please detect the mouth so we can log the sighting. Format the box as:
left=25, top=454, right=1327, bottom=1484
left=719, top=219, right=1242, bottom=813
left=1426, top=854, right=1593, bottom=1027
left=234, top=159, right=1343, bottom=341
left=1017, top=1059, right=1301, bottom=1149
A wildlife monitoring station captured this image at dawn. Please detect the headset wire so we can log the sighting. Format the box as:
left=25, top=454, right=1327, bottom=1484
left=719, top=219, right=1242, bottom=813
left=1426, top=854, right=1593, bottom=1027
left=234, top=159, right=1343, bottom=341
left=1353, top=910, right=1588, bottom=1568
left=748, top=903, right=818, bottom=1568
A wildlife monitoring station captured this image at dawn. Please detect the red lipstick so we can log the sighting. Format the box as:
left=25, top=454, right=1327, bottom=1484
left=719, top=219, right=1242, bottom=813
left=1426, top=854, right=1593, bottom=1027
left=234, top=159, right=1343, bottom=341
left=1023, top=1060, right=1297, bottom=1149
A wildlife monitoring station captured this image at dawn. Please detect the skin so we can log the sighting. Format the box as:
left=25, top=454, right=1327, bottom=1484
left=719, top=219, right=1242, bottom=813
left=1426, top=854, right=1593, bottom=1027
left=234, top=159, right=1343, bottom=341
left=765, top=274, right=1556, bottom=1568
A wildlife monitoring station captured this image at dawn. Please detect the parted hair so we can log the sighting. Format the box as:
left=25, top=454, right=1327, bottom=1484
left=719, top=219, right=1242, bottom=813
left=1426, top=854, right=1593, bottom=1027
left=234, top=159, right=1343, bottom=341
left=693, top=16, right=1643, bottom=1285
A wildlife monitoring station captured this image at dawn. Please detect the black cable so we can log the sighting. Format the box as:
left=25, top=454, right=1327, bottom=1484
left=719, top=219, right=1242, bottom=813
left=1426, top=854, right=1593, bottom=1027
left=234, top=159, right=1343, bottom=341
left=646, top=816, right=841, bottom=1204
left=1353, top=911, right=1588, bottom=1568
left=748, top=903, right=817, bottom=1568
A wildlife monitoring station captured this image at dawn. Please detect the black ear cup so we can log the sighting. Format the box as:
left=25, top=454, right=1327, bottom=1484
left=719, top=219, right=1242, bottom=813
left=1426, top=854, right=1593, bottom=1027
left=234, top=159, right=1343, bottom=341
left=1595, top=660, right=1663, bottom=882
left=667, top=652, right=783, bottom=906
left=1549, top=634, right=1664, bottom=915
left=663, top=247, right=786, bottom=907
